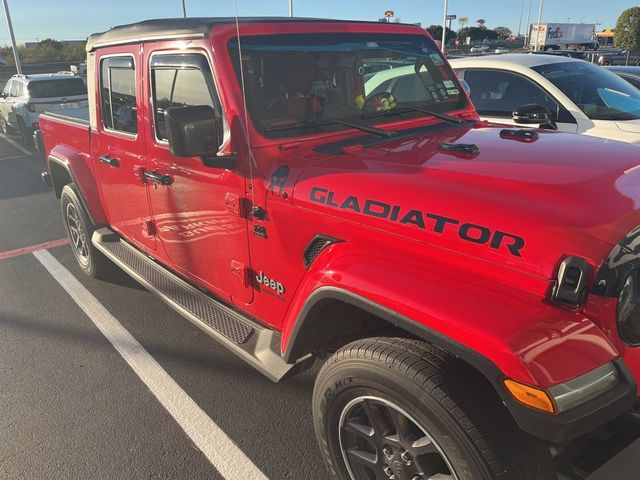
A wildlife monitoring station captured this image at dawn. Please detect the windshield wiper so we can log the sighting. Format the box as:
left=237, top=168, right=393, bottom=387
left=263, top=118, right=395, bottom=137
left=362, top=106, right=465, bottom=124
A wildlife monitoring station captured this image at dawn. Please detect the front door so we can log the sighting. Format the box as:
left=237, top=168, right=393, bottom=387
left=461, top=69, right=579, bottom=133
left=93, top=49, right=155, bottom=251
left=143, top=48, right=251, bottom=304
left=1, top=80, right=16, bottom=127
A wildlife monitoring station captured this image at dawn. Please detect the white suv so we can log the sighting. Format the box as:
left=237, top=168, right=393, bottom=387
left=0, top=73, right=88, bottom=146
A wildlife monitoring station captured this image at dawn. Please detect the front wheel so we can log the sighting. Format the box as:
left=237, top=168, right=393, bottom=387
left=313, top=337, right=557, bottom=480
left=0, top=114, right=9, bottom=135
left=61, top=184, right=112, bottom=278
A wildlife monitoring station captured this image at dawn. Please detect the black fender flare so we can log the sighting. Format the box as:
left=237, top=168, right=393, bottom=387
left=285, top=286, right=637, bottom=444
left=48, top=155, right=98, bottom=226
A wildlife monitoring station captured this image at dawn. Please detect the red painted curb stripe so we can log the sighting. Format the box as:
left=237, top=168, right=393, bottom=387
left=0, top=238, right=70, bottom=261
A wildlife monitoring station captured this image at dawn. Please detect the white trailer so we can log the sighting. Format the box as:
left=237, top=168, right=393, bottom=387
left=530, top=23, right=598, bottom=50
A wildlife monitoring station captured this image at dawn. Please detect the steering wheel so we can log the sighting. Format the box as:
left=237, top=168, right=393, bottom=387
left=363, top=92, right=398, bottom=114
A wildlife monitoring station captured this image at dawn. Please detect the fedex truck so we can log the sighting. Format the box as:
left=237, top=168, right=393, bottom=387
left=530, top=23, right=598, bottom=50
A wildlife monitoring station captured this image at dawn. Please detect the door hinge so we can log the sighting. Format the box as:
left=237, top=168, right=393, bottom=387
left=230, top=260, right=250, bottom=287
left=225, top=192, right=251, bottom=218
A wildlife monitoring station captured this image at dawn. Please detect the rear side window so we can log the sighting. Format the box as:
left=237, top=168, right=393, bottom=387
left=100, top=56, right=137, bottom=134
left=464, top=69, right=558, bottom=118
left=27, top=78, right=86, bottom=98
left=9, top=80, right=18, bottom=97
left=150, top=54, right=215, bottom=141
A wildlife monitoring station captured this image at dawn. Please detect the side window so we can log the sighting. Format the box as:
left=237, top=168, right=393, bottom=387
left=100, top=56, right=138, bottom=134
left=151, top=54, right=215, bottom=141
left=9, top=80, right=19, bottom=97
left=464, top=69, right=558, bottom=118
left=3, top=80, right=12, bottom=97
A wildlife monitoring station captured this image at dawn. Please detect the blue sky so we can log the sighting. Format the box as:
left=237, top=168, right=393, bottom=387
left=2, top=0, right=636, bottom=44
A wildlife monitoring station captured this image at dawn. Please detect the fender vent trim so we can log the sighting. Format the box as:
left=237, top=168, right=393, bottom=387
left=303, top=235, right=341, bottom=269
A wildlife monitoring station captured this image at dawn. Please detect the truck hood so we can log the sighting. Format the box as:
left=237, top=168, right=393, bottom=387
left=292, top=124, right=640, bottom=279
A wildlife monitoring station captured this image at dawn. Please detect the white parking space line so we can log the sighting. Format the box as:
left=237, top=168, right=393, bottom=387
left=32, top=249, right=269, bottom=480
left=0, top=154, right=26, bottom=161
left=0, top=132, right=33, bottom=156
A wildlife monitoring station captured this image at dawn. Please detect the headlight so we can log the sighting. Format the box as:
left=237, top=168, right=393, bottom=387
left=617, top=271, right=640, bottom=344
left=549, top=363, right=620, bottom=413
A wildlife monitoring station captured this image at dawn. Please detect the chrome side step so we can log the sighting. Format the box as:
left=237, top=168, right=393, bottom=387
left=92, top=228, right=312, bottom=382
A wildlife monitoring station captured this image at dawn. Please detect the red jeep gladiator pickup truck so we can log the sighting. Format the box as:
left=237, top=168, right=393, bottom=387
left=38, top=17, right=640, bottom=480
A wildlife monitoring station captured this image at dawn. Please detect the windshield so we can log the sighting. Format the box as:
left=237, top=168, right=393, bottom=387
left=28, top=78, right=87, bottom=99
left=229, top=33, right=466, bottom=138
left=532, top=61, right=640, bottom=121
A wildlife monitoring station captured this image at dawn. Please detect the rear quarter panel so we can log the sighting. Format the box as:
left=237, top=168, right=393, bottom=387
left=40, top=114, right=107, bottom=224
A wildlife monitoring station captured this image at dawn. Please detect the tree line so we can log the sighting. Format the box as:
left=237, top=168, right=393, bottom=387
left=425, top=25, right=513, bottom=45
left=0, top=39, right=85, bottom=66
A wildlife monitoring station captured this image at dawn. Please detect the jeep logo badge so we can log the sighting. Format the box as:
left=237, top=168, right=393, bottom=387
left=255, top=271, right=285, bottom=296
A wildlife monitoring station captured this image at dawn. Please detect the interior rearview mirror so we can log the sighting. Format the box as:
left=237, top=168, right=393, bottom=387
left=513, top=104, right=557, bottom=130
left=164, top=105, right=221, bottom=159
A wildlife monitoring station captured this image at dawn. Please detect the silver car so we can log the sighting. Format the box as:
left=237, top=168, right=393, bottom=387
left=0, top=73, right=87, bottom=146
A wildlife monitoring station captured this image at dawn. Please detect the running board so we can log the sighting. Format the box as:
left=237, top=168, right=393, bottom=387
left=92, top=228, right=312, bottom=382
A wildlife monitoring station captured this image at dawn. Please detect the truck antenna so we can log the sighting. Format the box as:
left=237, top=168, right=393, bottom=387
left=234, top=1, right=257, bottom=206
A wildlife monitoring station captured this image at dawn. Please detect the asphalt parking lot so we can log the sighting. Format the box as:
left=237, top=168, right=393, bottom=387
left=0, top=137, right=326, bottom=479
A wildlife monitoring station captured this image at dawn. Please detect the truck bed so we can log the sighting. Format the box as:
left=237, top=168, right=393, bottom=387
left=41, top=107, right=90, bottom=126
left=39, top=107, right=91, bottom=165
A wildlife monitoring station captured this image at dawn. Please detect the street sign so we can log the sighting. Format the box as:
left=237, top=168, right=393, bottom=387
left=446, top=14, right=456, bottom=20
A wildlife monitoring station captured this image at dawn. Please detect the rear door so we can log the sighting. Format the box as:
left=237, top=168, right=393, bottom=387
left=143, top=48, right=252, bottom=303
left=460, top=68, right=579, bottom=132
left=93, top=48, right=155, bottom=251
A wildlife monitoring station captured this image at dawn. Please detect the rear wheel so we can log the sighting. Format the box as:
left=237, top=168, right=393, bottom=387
left=313, top=337, right=557, bottom=480
left=17, top=117, right=32, bottom=148
left=61, top=184, right=112, bottom=278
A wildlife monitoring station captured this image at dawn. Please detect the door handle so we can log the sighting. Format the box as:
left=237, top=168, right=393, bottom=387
left=99, top=155, right=120, bottom=167
left=142, top=170, right=173, bottom=186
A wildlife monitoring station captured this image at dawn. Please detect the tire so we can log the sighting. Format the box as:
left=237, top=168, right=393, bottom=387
left=17, top=117, right=32, bottom=148
left=0, top=114, right=9, bottom=135
left=313, top=337, right=557, bottom=480
left=61, top=183, right=112, bottom=278
left=602, top=58, right=612, bottom=66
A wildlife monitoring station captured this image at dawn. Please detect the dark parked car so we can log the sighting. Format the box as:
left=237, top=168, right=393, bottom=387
left=532, top=50, right=587, bottom=60
left=605, top=66, right=640, bottom=89
left=598, top=50, right=640, bottom=66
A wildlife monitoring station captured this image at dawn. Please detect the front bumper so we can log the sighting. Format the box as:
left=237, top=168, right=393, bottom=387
left=504, top=358, right=637, bottom=444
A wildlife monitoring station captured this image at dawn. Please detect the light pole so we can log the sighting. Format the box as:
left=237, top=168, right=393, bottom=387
left=517, top=0, right=525, bottom=37
left=535, top=0, right=544, bottom=51
left=441, top=0, right=449, bottom=54
left=181, top=0, right=186, bottom=18
left=524, top=0, right=533, bottom=47
left=1, top=0, right=21, bottom=74
left=289, top=0, right=293, bottom=17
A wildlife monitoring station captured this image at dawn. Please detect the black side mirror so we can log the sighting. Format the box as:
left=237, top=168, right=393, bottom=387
left=165, top=105, right=221, bottom=158
left=513, top=104, right=557, bottom=130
